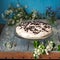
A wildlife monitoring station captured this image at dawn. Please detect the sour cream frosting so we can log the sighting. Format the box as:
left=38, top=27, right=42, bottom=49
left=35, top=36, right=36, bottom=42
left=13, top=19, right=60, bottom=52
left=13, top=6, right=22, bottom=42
left=16, top=21, right=52, bottom=39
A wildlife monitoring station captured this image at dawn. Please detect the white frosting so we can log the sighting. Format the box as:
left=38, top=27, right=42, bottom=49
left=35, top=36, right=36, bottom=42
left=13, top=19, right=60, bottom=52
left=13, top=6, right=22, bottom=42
left=16, top=24, right=52, bottom=39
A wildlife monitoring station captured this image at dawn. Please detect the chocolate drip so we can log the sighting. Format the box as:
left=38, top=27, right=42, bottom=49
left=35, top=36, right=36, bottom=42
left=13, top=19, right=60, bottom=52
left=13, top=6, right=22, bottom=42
left=47, top=25, right=51, bottom=28
left=44, top=25, right=47, bottom=28
left=42, top=28, right=48, bottom=32
left=18, top=21, right=51, bottom=34
left=33, top=30, right=41, bottom=34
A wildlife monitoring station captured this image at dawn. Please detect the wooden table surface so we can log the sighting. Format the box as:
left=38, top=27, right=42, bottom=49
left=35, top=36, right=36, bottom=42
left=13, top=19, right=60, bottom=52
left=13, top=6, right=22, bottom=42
left=0, top=24, right=60, bottom=59
left=0, top=52, right=60, bottom=59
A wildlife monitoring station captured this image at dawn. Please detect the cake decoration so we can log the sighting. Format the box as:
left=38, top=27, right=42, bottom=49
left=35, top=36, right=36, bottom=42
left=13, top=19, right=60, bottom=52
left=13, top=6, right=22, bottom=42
left=16, top=20, right=52, bottom=39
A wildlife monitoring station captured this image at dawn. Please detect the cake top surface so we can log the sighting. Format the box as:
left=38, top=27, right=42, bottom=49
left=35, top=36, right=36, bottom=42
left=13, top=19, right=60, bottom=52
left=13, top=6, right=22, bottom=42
left=18, top=20, right=52, bottom=34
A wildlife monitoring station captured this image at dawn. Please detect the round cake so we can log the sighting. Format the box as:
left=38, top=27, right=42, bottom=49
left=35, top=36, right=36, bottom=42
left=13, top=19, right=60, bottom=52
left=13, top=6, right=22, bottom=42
left=16, top=21, right=52, bottom=39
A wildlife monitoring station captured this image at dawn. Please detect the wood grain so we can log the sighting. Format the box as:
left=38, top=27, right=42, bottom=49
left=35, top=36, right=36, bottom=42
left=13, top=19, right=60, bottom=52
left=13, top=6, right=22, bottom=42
left=0, top=52, right=60, bottom=59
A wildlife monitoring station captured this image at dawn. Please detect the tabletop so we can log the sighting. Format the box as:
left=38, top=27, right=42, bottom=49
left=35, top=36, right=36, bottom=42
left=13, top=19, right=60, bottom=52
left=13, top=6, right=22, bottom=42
left=0, top=20, right=60, bottom=59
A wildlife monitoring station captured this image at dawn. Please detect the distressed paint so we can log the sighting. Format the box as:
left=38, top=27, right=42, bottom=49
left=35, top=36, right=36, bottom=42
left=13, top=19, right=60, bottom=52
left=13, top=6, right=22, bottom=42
left=0, top=0, right=60, bottom=24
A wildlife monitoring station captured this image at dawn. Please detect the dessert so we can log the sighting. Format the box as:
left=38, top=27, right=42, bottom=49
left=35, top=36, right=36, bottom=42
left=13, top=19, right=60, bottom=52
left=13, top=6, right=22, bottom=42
left=16, top=20, right=52, bottom=39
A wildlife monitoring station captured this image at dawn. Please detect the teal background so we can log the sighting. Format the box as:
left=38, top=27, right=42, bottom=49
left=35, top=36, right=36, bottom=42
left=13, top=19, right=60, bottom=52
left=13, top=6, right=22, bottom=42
left=0, top=0, right=60, bottom=24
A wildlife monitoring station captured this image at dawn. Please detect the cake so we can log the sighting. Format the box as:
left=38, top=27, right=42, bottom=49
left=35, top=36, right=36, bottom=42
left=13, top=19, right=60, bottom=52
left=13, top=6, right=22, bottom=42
left=16, top=20, right=52, bottom=39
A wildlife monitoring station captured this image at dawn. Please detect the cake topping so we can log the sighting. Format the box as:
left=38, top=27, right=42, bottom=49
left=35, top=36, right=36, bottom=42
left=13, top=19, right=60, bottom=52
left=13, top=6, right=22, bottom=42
left=19, top=21, right=51, bottom=34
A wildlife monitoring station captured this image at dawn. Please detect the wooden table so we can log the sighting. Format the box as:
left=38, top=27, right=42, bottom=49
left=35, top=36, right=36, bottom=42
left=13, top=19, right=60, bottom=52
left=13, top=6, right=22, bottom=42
left=0, top=52, right=60, bottom=59
left=0, top=24, right=60, bottom=59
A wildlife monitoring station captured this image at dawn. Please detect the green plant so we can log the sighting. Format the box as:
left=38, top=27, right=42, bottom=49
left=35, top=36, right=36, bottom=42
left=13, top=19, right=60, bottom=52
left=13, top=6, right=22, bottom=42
left=58, top=45, right=60, bottom=51
left=46, top=7, right=56, bottom=25
left=33, top=41, right=55, bottom=59
left=2, top=5, right=28, bottom=26
left=33, top=41, right=40, bottom=48
left=2, top=5, right=41, bottom=26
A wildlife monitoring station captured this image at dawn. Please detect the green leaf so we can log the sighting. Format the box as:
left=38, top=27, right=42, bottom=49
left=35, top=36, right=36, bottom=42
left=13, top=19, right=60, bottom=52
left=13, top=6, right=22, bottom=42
left=7, top=20, right=16, bottom=26
left=34, top=41, right=40, bottom=48
left=39, top=44, right=45, bottom=49
left=58, top=45, right=60, bottom=51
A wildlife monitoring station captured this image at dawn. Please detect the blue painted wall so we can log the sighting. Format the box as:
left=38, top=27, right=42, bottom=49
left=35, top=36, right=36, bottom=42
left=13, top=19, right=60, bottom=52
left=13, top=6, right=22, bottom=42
left=0, top=0, right=60, bottom=24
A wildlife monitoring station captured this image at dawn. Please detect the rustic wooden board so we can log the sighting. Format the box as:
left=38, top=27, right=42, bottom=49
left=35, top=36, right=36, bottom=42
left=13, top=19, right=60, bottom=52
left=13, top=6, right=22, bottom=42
left=0, top=52, right=60, bottom=59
